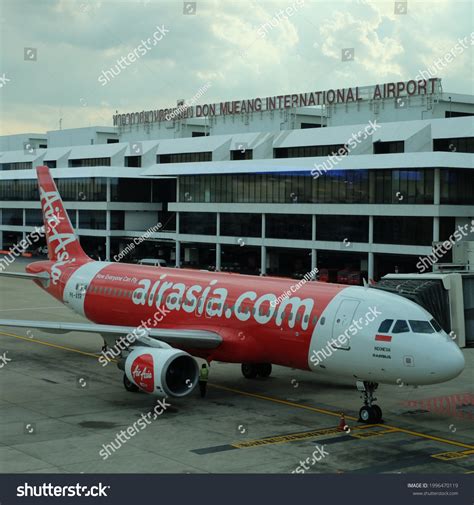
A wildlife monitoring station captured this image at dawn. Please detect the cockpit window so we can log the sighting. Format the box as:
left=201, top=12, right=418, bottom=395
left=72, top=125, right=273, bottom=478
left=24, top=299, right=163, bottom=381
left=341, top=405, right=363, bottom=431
left=378, top=319, right=394, bottom=333
left=392, top=320, right=410, bottom=333
left=409, top=320, right=435, bottom=334
left=430, top=318, right=443, bottom=332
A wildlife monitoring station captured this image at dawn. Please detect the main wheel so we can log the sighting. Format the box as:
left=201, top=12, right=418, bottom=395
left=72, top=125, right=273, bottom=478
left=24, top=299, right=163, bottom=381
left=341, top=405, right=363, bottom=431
left=372, top=404, right=383, bottom=423
left=241, top=363, right=258, bottom=379
left=359, top=406, right=376, bottom=423
left=123, top=374, right=139, bottom=392
left=256, top=363, right=272, bottom=378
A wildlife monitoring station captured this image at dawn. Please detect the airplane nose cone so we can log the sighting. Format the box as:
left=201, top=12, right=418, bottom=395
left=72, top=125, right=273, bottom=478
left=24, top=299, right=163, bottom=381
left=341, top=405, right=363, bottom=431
left=443, top=343, right=465, bottom=380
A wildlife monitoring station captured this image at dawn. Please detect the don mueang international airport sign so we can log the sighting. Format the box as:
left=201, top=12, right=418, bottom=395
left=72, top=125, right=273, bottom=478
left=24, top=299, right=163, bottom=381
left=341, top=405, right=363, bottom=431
left=113, top=78, right=440, bottom=127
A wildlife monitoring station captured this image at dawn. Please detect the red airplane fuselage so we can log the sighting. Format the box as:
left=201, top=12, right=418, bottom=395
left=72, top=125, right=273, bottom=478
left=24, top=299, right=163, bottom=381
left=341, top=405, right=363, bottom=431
left=27, top=259, right=346, bottom=369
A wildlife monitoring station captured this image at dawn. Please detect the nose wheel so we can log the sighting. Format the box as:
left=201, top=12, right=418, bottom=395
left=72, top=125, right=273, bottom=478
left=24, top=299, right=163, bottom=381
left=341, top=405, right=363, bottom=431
left=357, top=381, right=383, bottom=423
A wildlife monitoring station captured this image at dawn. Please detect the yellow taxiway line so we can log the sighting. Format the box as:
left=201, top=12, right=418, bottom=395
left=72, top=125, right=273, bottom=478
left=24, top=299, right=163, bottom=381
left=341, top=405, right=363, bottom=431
left=210, top=385, right=474, bottom=451
left=1, top=329, right=473, bottom=452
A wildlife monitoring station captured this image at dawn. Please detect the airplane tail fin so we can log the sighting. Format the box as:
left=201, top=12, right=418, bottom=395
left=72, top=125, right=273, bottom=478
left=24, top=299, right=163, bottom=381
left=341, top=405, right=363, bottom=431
left=36, top=165, right=89, bottom=262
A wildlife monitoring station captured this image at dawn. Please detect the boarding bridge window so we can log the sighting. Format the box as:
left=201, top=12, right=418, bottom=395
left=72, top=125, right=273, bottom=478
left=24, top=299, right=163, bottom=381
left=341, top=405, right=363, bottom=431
left=69, top=158, right=111, bottom=167
left=1, top=162, right=33, bottom=170
left=378, top=319, right=394, bottom=333
left=409, top=320, right=435, bottom=334
left=158, top=152, right=212, bottom=163
left=300, top=123, right=322, bottom=129
left=445, top=111, right=474, bottom=118
left=125, top=156, right=141, bottom=167
left=231, top=149, right=253, bottom=160
left=373, top=141, right=404, bottom=154
left=274, top=144, right=347, bottom=159
left=392, top=320, right=410, bottom=333
left=433, top=137, right=474, bottom=153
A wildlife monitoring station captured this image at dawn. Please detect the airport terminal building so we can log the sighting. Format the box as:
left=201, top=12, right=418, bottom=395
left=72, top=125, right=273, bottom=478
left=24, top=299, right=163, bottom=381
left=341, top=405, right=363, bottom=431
left=0, top=78, right=473, bottom=282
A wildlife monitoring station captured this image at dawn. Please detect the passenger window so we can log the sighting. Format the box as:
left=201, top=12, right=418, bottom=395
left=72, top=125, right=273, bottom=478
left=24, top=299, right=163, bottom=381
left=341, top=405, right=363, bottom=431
left=392, top=320, right=410, bottom=333
left=378, top=319, right=394, bottom=333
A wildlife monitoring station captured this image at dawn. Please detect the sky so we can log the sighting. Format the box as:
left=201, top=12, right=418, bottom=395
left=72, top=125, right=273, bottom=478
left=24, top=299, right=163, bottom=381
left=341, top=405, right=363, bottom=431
left=0, top=0, right=473, bottom=135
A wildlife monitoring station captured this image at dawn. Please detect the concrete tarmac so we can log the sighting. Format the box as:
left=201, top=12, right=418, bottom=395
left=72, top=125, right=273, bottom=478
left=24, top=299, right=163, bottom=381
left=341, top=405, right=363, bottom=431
left=0, top=258, right=473, bottom=474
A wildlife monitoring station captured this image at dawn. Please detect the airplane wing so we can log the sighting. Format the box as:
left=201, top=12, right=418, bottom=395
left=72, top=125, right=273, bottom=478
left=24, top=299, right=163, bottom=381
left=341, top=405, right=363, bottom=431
left=0, top=271, right=49, bottom=281
left=0, top=319, right=222, bottom=349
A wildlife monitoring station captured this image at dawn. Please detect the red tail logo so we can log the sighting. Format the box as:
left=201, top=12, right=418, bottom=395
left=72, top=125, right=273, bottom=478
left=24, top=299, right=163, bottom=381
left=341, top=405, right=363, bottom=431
left=36, top=166, right=89, bottom=282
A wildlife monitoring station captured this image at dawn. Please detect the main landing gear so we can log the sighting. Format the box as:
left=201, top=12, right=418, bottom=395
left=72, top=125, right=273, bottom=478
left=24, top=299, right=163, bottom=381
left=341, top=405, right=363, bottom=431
left=357, top=381, right=383, bottom=423
left=241, top=363, right=272, bottom=379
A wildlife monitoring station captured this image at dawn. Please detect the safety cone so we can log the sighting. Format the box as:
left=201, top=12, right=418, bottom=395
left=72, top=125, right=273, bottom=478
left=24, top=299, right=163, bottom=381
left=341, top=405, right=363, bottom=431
left=337, top=412, right=347, bottom=431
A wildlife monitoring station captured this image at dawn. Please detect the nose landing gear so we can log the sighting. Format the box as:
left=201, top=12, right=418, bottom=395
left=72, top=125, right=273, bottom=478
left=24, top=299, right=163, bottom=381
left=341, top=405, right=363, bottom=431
left=357, top=381, right=383, bottom=423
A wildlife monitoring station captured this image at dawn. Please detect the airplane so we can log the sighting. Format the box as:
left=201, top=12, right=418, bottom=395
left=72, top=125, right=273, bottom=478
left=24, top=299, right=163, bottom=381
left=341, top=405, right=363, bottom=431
left=0, top=166, right=465, bottom=423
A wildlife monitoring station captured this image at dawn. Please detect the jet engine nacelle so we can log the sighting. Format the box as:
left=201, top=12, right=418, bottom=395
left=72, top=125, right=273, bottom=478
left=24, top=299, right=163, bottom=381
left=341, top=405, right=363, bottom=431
left=124, top=347, right=199, bottom=397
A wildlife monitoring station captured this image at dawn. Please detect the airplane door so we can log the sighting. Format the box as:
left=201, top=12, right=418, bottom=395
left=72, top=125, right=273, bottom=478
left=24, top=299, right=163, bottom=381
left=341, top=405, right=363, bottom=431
left=331, top=299, right=360, bottom=349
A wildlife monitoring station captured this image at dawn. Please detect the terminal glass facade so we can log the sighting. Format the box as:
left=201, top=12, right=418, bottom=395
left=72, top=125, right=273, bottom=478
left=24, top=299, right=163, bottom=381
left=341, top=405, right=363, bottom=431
left=178, top=169, right=447, bottom=205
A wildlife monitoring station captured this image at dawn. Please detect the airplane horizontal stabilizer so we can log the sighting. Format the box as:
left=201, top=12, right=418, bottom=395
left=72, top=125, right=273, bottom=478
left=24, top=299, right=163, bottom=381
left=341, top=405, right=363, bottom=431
left=0, top=271, right=50, bottom=281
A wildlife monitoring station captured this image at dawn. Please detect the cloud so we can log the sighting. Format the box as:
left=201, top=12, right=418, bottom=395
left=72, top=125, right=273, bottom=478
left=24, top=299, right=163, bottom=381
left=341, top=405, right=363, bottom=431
left=0, top=0, right=472, bottom=135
